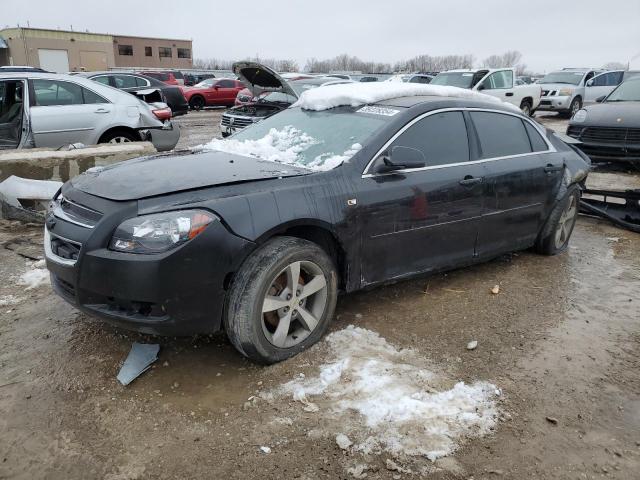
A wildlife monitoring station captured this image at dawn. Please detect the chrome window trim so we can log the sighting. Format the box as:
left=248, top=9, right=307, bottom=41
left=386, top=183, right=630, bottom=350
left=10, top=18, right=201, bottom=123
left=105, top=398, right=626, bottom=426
left=361, top=107, right=556, bottom=178
left=44, top=228, right=80, bottom=266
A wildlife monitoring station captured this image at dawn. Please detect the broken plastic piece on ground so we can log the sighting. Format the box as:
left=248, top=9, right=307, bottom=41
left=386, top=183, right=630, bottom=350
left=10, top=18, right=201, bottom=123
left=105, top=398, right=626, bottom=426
left=579, top=188, right=640, bottom=233
left=116, top=343, right=160, bottom=386
left=0, top=175, right=62, bottom=209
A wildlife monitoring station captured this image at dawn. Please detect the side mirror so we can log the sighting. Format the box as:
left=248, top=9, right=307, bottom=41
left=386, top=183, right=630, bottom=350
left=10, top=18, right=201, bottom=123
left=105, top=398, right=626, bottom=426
left=477, top=84, right=485, bottom=91
left=214, top=85, right=220, bottom=90
left=375, top=146, right=426, bottom=174
left=595, top=95, right=606, bottom=103
left=586, top=79, right=594, bottom=87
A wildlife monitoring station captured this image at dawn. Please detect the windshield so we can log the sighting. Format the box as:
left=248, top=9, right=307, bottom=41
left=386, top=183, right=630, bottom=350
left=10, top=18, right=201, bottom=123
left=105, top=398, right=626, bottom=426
left=606, top=79, right=640, bottom=102
left=195, top=79, right=215, bottom=88
left=202, top=106, right=393, bottom=171
left=430, top=72, right=475, bottom=88
left=538, top=71, right=585, bottom=85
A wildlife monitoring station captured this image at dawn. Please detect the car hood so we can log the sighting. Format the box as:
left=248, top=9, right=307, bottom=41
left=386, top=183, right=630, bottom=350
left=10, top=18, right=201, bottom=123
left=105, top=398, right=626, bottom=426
left=537, top=83, right=579, bottom=92
left=580, top=102, right=640, bottom=126
left=71, top=150, right=311, bottom=201
left=233, top=61, right=297, bottom=99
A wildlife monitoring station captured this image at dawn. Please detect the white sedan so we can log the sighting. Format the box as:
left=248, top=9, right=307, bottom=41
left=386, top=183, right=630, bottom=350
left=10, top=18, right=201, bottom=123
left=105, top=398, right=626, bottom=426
left=0, top=72, right=179, bottom=151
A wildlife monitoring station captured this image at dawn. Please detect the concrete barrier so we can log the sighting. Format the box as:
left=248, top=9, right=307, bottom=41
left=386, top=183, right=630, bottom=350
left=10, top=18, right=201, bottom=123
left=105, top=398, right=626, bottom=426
left=0, top=142, right=156, bottom=183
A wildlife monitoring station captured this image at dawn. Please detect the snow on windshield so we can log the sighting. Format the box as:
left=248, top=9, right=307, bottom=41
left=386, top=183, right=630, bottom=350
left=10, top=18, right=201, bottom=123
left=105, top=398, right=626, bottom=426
left=201, top=126, right=361, bottom=172
left=293, top=82, right=516, bottom=111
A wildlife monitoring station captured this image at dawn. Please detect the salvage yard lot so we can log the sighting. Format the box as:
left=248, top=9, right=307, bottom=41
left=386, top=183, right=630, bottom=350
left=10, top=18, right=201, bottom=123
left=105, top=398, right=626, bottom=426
left=1, top=111, right=640, bottom=479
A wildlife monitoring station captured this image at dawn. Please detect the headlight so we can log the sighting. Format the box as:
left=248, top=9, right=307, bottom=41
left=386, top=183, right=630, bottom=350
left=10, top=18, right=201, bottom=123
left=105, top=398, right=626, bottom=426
left=559, top=88, right=574, bottom=96
left=572, top=109, right=587, bottom=122
left=110, top=210, right=217, bottom=254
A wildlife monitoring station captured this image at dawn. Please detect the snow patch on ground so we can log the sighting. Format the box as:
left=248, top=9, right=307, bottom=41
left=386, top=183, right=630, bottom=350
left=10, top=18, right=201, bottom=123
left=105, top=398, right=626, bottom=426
left=0, top=294, right=21, bottom=306
left=293, top=82, right=519, bottom=113
left=18, top=260, right=49, bottom=290
left=269, top=326, right=499, bottom=461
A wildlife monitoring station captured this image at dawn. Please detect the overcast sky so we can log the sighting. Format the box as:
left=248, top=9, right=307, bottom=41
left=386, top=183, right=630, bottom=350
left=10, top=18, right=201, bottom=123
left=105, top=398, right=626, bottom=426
left=3, top=0, right=639, bottom=73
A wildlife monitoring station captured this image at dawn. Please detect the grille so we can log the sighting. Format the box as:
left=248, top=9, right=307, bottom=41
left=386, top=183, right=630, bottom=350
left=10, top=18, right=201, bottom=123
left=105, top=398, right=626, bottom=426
left=542, top=89, right=557, bottom=97
left=221, top=114, right=254, bottom=128
left=566, top=126, right=583, bottom=138
left=580, top=127, right=640, bottom=145
left=53, top=195, right=103, bottom=228
left=50, top=235, right=81, bottom=261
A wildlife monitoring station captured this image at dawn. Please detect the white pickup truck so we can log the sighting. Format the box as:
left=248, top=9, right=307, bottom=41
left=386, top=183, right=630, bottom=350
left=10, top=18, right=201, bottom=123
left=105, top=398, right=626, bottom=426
left=430, top=68, right=542, bottom=116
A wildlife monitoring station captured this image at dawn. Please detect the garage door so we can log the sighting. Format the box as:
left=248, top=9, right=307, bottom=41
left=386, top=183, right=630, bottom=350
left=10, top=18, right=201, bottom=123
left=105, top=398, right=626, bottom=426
left=79, top=50, right=108, bottom=71
left=38, top=49, right=70, bottom=73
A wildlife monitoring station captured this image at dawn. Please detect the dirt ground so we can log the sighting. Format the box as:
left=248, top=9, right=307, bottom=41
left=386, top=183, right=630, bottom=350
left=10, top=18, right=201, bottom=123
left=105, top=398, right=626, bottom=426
left=1, top=112, right=639, bottom=479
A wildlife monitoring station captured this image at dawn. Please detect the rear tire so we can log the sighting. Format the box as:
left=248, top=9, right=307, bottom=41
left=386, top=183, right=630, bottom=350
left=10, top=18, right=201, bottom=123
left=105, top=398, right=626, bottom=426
left=99, top=129, right=139, bottom=144
left=535, top=185, right=580, bottom=255
left=225, top=237, right=338, bottom=364
left=189, top=96, right=205, bottom=111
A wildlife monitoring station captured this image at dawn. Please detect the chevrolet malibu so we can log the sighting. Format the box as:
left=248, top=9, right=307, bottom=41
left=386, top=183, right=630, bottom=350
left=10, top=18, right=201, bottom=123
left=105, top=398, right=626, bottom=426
left=44, top=84, right=590, bottom=364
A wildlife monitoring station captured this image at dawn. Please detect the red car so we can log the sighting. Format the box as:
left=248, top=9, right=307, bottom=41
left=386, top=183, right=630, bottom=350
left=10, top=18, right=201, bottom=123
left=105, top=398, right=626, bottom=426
left=181, top=78, right=245, bottom=110
left=137, top=70, right=183, bottom=86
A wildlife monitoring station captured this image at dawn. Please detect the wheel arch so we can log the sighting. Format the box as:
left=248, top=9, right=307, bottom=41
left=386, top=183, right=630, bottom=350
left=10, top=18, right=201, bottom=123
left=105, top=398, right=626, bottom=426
left=254, top=220, right=351, bottom=291
left=97, top=126, right=140, bottom=143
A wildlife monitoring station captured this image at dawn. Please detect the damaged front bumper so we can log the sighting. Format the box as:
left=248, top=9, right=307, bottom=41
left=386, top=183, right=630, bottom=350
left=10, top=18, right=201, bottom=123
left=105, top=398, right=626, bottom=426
left=44, top=187, right=252, bottom=335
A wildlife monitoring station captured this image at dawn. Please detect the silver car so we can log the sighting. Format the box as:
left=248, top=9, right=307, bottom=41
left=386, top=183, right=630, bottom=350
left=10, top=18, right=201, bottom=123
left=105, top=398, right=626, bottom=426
left=536, top=68, right=604, bottom=117
left=0, top=72, right=179, bottom=151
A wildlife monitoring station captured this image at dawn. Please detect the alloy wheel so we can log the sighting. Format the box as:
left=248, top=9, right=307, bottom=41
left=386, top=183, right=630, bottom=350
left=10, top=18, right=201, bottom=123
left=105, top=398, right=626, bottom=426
left=261, top=260, right=328, bottom=349
left=108, top=136, right=132, bottom=144
left=554, top=195, right=577, bottom=249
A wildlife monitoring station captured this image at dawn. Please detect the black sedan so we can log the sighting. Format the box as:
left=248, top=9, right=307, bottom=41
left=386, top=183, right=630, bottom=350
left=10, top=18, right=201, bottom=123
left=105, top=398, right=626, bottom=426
left=44, top=90, right=589, bottom=364
left=567, top=76, right=640, bottom=162
left=77, top=72, right=190, bottom=116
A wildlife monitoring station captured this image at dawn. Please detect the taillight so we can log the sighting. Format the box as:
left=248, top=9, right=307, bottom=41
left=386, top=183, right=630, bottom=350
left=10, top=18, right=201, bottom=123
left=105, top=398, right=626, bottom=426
left=152, top=107, right=172, bottom=121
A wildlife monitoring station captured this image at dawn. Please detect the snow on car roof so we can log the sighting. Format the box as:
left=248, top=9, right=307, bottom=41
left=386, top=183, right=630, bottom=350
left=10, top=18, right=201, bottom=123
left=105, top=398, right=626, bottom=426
left=292, top=82, right=517, bottom=112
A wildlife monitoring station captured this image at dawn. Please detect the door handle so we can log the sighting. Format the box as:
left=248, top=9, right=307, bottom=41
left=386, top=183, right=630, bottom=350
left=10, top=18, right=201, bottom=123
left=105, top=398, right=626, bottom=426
left=94, top=108, right=110, bottom=113
left=459, top=176, right=483, bottom=186
left=544, top=164, right=563, bottom=173
left=505, top=92, right=514, bottom=97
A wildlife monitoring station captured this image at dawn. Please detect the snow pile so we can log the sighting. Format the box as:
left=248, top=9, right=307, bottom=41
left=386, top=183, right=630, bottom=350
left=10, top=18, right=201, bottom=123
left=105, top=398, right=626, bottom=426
left=201, top=126, right=359, bottom=171
left=18, top=260, right=49, bottom=290
left=272, top=326, right=499, bottom=461
left=293, top=82, right=518, bottom=112
left=0, top=294, right=21, bottom=307
left=202, top=125, right=318, bottom=167
left=307, top=143, right=362, bottom=171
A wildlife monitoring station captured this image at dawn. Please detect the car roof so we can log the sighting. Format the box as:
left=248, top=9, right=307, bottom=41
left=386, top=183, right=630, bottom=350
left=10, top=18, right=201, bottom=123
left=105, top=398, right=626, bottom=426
left=373, top=95, right=516, bottom=112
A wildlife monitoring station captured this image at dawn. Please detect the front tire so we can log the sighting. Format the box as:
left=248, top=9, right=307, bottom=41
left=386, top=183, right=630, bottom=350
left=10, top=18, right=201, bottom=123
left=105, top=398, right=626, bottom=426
left=520, top=99, right=532, bottom=117
left=189, top=95, right=205, bottom=111
left=225, top=237, right=338, bottom=364
left=535, top=185, right=580, bottom=255
left=564, top=97, right=582, bottom=118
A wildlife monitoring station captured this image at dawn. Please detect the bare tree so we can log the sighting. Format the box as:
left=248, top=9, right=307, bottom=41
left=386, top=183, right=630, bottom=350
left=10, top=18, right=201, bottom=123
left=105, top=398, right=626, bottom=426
left=193, top=57, right=299, bottom=72
left=482, top=50, right=523, bottom=69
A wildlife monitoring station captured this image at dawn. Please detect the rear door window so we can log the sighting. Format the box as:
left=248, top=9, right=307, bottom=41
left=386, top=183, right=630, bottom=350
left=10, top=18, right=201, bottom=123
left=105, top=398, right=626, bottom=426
left=33, top=79, right=107, bottom=106
left=134, top=76, right=151, bottom=87
left=470, top=111, right=532, bottom=158
left=33, top=79, right=84, bottom=106
left=390, top=111, right=470, bottom=167
left=523, top=121, right=549, bottom=152
left=113, top=75, right=138, bottom=89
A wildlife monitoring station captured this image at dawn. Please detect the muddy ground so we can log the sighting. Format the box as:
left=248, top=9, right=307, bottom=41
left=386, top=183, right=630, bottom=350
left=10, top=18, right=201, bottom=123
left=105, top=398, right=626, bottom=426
left=1, top=112, right=639, bottom=479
